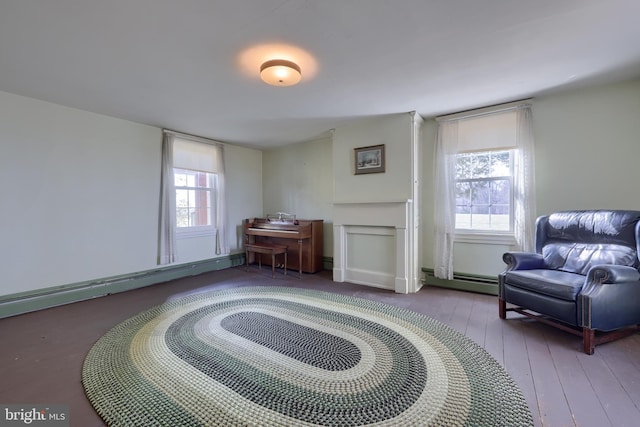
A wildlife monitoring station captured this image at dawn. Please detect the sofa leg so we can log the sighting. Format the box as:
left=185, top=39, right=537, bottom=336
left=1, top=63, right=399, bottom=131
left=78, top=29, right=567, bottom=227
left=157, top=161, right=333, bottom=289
left=499, top=298, right=506, bottom=319
left=583, top=327, right=595, bottom=355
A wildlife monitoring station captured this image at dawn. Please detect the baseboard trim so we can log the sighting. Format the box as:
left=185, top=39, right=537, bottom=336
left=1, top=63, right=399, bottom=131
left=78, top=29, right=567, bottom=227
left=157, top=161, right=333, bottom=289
left=0, top=253, right=245, bottom=319
left=421, top=268, right=498, bottom=295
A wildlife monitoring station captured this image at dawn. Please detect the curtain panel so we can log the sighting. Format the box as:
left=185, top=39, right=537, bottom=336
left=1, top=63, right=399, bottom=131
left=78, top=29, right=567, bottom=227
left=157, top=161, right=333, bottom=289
left=158, top=133, right=176, bottom=265
left=433, top=121, right=459, bottom=280
left=514, top=105, right=536, bottom=252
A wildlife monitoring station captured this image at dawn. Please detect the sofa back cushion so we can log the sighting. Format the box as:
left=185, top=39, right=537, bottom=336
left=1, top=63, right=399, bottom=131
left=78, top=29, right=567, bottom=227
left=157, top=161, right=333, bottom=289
left=542, top=243, right=638, bottom=275
left=538, top=210, right=640, bottom=275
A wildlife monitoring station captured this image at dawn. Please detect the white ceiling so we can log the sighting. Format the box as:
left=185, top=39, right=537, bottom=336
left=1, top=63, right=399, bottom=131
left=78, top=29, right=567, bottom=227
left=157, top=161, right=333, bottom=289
left=1, top=0, right=639, bottom=148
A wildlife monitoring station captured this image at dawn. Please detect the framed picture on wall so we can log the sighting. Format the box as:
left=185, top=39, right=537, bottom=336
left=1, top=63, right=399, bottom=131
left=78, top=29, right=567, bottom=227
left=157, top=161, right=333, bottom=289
left=354, top=144, right=385, bottom=175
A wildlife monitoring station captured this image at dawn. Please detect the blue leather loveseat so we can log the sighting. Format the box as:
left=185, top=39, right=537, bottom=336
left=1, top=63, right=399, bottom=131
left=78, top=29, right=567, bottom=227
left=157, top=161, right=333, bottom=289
left=499, top=210, right=640, bottom=354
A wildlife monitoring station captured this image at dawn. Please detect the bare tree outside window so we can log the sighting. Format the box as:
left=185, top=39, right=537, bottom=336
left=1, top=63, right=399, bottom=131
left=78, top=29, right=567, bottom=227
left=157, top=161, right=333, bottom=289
left=454, top=150, right=512, bottom=231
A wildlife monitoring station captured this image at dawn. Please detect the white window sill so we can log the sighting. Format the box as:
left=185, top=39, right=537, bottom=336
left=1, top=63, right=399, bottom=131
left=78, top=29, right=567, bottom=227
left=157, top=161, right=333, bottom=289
left=454, top=231, right=517, bottom=245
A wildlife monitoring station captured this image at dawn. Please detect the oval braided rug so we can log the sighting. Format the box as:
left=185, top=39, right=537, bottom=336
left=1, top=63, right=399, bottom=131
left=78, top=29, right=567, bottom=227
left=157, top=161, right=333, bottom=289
left=82, top=286, right=533, bottom=426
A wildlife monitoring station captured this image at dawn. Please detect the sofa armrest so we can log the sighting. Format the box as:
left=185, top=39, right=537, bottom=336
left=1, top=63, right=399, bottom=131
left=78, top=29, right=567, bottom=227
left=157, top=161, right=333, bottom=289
left=580, top=264, right=640, bottom=330
left=585, top=264, right=640, bottom=286
left=502, top=252, right=545, bottom=271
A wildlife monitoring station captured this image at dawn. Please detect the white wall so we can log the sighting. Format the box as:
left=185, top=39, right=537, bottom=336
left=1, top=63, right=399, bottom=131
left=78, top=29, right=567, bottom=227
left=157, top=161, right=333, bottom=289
left=225, top=143, right=263, bottom=253
left=533, top=79, right=640, bottom=213
left=262, top=135, right=333, bottom=257
left=333, top=114, right=413, bottom=203
left=421, top=78, right=640, bottom=277
left=0, top=91, right=262, bottom=297
left=261, top=114, right=417, bottom=263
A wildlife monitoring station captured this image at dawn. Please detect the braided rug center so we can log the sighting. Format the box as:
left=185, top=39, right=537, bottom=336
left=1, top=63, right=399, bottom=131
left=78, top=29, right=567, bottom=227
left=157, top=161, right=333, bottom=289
left=219, top=311, right=362, bottom=371
left=82, top=286, right=533, bottom=426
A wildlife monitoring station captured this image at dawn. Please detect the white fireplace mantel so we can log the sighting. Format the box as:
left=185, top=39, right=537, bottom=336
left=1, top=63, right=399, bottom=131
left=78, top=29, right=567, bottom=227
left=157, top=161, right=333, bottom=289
left=333, top=200, right=420, bottom=294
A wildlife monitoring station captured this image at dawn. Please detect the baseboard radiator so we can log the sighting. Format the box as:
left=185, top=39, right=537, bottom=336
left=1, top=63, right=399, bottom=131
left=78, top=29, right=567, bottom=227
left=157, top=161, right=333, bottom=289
left=0, top=254, right=244, bottom=319
left=421, top=268, right=498, bottom=296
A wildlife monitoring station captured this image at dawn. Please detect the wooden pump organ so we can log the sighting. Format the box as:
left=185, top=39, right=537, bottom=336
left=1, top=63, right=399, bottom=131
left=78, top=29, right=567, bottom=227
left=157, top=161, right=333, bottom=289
left=244, top=213, right=323, bottom=277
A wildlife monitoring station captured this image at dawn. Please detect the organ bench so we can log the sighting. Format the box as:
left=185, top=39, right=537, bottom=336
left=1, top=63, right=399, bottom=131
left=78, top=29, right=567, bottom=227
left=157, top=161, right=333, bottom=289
left=245, top=243, right=287, bottom=278
left=244, top=216, right=324, bottom=278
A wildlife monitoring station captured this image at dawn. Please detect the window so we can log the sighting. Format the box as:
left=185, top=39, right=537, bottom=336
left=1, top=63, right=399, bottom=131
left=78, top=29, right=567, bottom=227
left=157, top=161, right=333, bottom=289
left=171, top=136, right=225, bottom=238
left=158, top=131, right=228, bottom=265
left=433, top=101, right=535, bottom=279
left=174, top=168, right=217, bottom=230
left=448, top=109, right=521, bottom=240
left=455, top=150, right=512, bottom=232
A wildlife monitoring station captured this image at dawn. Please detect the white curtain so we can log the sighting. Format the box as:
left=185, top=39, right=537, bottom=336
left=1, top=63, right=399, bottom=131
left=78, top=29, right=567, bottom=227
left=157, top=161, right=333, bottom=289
left=433, top=120, right=458, bottom=280
left=213, top=144, right=228, bottom=255
left=158, top=132, right=176, bottom=264
left=513, top=105, right=536, bottom=251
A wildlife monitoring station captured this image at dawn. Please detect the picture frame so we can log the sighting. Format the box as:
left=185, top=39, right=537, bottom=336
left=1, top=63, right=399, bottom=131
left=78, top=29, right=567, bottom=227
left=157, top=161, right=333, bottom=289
left=354, top=144, right=385, bottom=175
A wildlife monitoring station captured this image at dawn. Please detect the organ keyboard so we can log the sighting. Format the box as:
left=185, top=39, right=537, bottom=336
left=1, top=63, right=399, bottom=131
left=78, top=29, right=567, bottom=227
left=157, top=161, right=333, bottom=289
left=244, top=217, right=324, bottom=274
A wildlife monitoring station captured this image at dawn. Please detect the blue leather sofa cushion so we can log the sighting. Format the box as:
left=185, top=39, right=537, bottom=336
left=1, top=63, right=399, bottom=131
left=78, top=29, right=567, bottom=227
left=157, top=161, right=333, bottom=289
left=543, top=210, right=640, bottom=246
left=536, top=211, right=640, bottom=275
left=504, top=269, right=585, bottom=301
left=542, top=243, right=638, bottom=275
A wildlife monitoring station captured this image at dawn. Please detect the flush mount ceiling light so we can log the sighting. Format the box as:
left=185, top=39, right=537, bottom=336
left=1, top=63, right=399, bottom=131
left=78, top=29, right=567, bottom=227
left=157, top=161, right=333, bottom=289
left=260, top=59, right=302, bottom=87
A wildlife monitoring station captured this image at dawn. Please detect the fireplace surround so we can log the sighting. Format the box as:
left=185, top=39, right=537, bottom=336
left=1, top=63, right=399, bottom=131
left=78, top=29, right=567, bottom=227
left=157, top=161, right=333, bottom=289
left=333, top=200, right=420, bottom=293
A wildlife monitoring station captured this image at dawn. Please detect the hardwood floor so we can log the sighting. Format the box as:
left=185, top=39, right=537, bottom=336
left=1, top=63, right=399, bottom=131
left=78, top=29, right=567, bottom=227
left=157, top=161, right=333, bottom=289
left=1, top=266, right=639, bottom=426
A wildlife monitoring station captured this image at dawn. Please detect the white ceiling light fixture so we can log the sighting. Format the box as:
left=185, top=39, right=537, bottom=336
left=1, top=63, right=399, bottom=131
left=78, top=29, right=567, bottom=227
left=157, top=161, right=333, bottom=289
left=260, top=59, right=302, bottom=86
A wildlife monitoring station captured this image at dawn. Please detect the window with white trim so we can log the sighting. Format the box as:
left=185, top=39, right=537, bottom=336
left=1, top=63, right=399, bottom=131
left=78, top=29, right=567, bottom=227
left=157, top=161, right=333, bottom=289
left=454, top=110, right=517, bottom=236
left=455, top=149, right=512, bottom=231
left=433, top=102, right=535, bottom=279
left=159, top=131, right=228, bottom=265
left=172, top=137, right=222, bottom=238
left=174, top=168, right=217, bottom=230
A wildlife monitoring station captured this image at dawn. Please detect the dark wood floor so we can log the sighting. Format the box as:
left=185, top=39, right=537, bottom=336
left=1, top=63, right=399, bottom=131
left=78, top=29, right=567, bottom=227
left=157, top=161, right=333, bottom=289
left=1, top=266, right=639, bottom=427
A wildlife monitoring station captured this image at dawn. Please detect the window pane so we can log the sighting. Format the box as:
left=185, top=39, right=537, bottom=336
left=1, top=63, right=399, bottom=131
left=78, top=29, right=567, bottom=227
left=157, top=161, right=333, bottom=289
left=472, top=153, right=491, bottom=178
left=455, top=213, right=471, bottom=229
left=176, top=207, right=190, bottom=227
left=491, top=151, right=510, bottom=176
left=192, top=189, right=211, bottom=226
left=176, top=189, right=190, bottom=208
left=455, top=181, right=471, bottom=228
left=471, top=181, right=489, bottom=210
left=456, top=153, right=473, bottom=179
left=490, top=178, right=510, bottom=230
left=173, top=168, right=217, bottom=228
left=489, top=205, right=510, bottom=230
left=454, top=149, right=512, bottom=231
left=491, top=179, right=510, bottom=205
left=455, top=181, right=471, bottom=208
left=174, top=173, right=187, bottom=187
left=470, top=181, right=489, bottom=229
